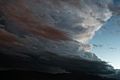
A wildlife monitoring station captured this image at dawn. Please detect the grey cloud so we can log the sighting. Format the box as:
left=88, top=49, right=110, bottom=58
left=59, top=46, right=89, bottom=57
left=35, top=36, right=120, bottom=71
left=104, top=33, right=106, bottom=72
left=0, top=0, right=120, bottom=79
left=109, top=47, right=116, bottom=50
left=24, top=0, right=113, bottom=43
left=93, top=44, right=103, bottom=48
left=0, top=49, right=115, bottom=74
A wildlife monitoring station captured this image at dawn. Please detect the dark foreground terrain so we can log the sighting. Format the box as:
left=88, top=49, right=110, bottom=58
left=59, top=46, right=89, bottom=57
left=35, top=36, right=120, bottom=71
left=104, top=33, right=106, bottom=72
left=0, top=70, right=117, bottom=80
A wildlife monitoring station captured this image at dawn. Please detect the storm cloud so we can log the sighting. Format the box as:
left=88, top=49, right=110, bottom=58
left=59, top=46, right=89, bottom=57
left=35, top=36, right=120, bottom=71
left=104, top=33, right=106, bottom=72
left=0, top=0, right=120, bottom=79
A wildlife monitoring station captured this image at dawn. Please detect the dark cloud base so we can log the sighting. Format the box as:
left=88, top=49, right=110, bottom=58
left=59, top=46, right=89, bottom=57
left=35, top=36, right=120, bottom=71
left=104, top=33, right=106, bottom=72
left=0, top=70, right=117, bottom=80
left=0, top=51, right=118, bottom=80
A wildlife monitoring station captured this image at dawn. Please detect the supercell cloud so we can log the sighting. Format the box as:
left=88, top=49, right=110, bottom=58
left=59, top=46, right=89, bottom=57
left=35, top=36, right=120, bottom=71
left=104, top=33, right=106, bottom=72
left=0, top=0, right=119, bottom=79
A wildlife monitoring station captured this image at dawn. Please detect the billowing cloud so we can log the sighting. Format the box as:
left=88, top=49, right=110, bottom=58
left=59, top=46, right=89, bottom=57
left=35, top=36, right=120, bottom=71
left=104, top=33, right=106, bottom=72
left=0, top=0, right=113, bottom=51
left=0, top=0, right=120, bottom=79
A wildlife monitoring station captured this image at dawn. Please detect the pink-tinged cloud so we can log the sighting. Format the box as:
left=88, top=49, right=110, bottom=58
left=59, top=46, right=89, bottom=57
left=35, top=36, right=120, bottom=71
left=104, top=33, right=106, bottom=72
left=0, top=1, right=119, bottom=78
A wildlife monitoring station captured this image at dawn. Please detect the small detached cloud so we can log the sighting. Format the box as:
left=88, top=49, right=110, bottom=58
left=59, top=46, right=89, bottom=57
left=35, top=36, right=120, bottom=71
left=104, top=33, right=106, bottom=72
left=93, top=44, right=103, bottom=48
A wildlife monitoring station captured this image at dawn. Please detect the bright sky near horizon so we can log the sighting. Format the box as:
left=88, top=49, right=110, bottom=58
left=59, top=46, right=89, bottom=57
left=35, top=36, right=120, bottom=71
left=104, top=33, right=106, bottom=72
left=91, top=16, right=120, bottom=69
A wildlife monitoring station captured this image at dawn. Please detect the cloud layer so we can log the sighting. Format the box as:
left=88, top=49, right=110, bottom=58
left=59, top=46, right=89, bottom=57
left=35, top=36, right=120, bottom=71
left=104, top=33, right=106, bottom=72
left=0, top=0, right=120, bottom=79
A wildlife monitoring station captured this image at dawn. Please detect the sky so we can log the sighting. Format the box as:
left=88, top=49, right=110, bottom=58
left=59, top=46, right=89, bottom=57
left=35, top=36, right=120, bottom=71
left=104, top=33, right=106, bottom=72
left=1, top=1, right=120, bottom=78
left=91, top=16, right=120, bottom=69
